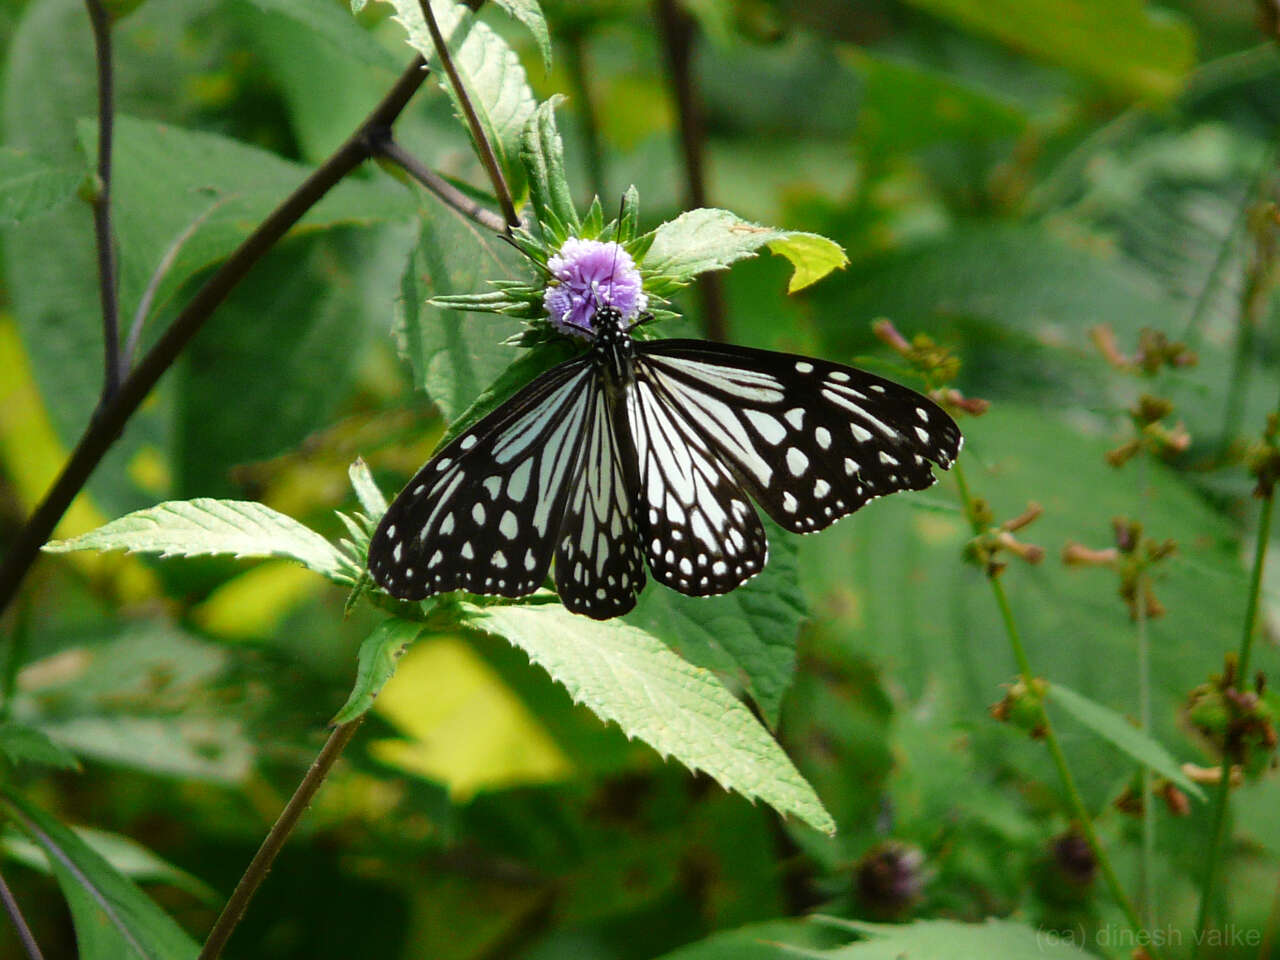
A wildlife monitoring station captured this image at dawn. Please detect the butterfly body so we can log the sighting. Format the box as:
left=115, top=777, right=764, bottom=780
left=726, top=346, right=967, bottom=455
left=370, top=308, right=962, bottom=620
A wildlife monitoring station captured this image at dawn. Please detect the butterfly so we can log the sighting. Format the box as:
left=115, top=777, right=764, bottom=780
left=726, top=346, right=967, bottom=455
left=369, top=305, right=963, bottom=620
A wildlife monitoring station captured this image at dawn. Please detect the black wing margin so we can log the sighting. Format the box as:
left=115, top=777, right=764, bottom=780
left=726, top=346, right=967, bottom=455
left=635, top=340, right=962, bottom=535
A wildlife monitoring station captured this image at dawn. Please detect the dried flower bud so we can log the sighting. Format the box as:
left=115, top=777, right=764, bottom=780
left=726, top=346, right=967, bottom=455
left=855, top=842, right=927, bottom=917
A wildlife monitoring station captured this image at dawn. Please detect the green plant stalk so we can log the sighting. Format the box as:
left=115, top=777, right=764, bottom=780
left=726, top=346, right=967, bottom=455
left=1193, top=488, right=1274, bottom=951
left=0, top=866, right=44, bottom=960
left=1136, top=454, right=1156, bottom=928
left=953, top=460, right=1148, bottom=941
left=198, top=718, right=364, bottom=960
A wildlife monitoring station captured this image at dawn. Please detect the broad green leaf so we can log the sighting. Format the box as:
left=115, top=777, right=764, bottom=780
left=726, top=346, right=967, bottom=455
left=815, top=917, right=1098, bottom=958
left=0, top=723, right=81, bottom=771
left=350, top=458, right=389, bottom=518
left=490, top=0, right=552, bottom=72
left=461, top=603, right=836, bottom=834
left=43, top=499, right=352, bottom=583
left=175, top=224, right=416, bottom=497
left=2, top=792, right=200, bottom=960
left=644, top=208, right=847, bottom=293
left=627, top=520, right=807, bottom=727
left=396, top=205, right=526, bottom=422
left=378, top=0, right=536, bottom=199
left=0, top=147, right=81, bottom=223
left=1048, top=681, right=1205, bottom=800
left=2, top=826, right=217, bottom=903
left=901, top=0, right=1194, bottom=101
left=656, top=919, right=847, bottom=960
left=333, top=618, right=429, bottom=724
left=242, top=0, right=400, bottom=70
left=520, top=96, right=580, bottom=239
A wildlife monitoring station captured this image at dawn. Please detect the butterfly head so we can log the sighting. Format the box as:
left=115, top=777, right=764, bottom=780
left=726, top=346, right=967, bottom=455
left=544, top=239, right=648, bottom=341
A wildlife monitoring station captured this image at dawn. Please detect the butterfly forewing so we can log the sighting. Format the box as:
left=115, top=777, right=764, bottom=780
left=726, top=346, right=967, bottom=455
left=553, top=386, right=647, bottom=619
left=627, top=374, right=769, bottom=597
left=369, top=358, right=594, bottom=600
left=636, top=341, right=962, bottom=535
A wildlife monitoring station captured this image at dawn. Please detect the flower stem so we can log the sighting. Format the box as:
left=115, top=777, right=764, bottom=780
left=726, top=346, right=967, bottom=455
left=373, top=134, right=508, bottom=233
left=1135, top=454, right=1156, bottom=927
left=1193, top=486, right=1275, bottom=952
left=417, top=0, right=518, bottom=229
left=952, top=460, right=1148, bottom=944
left=197, top=719, right=364, bottom=960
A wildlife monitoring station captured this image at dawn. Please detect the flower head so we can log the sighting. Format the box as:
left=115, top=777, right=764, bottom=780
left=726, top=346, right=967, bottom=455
left=544, top=238, right=647, bottom=338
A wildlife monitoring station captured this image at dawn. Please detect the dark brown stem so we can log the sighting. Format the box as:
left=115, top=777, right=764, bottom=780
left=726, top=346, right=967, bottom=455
left=84, top=0, right=121, bottom=400
left=418, top=0, right=519, bottom=228
left=0, top=55, right=430, bottom=620
left=0, top=867, right=44, bottom=960
left=197, top=719, right=364, bottom=960
left=374, top=134, right=508, bottom=233
left=654, top=0, right=726, bottom=341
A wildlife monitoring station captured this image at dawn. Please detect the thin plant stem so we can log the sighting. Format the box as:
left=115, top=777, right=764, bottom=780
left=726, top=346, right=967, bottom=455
left=0, top=55, right=431, bottom=620
left=198, top=719, right=364, bottom=960
left=564, top=30, right=605, bottom=201
left=84, top=0, right=121, bottom=401
left=653, top=0, right=727, bottom=342
left=1135, top=454, right=1156, bottom=927
left=417, top=0, right=518, bottom=228
left=952, top=460, right=1148, bottom=943
left=0, top=866, right=44, bottom=960
left=1193, top=487, right=1275, bottom=952
left=0, top=598, right=30, bottom=722
left=373, top=135, right=508, bottom=233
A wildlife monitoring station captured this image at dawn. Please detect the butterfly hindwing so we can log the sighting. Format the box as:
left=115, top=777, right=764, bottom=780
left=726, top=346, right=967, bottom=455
left=626, top=373, right=769, bottom=597
left=369, top=358, right=594, bottom=600
left=553, top=384, right=647, bottom=619
left=635, top=341, right=962, bottom=535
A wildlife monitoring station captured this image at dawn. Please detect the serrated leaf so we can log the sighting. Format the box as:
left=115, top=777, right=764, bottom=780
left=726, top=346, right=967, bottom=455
left=813, top=917, right=1098, bottom=958
left=0, top=723, right=81, bottom=771
left=644, top=208, right=847, bottom=292
left=43, top=499, right=351, bottom=583
left=900, top=0, right=1193, bottom=102
left=490, top=0, right=552, bottom=72
left=333, top=618, right=429, bottom=724
left=349, top=458, right=389, bottom=518
left=521, top=97, right=580, bottom=239
left=1, top=792, right=200, bottom=960
left=626, top=520, right=807, bottom=727
left=378, top=0, right=535, bottom=199
left=0, top=147, right=82, bottom=223
left=1048, top=682, right=1205, bottom=801
left=460, top=603, right=835, bottom=834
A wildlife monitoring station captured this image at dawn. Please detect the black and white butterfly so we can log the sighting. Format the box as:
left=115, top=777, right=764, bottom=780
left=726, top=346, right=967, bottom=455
left=369, top=307, right=962, bottom=619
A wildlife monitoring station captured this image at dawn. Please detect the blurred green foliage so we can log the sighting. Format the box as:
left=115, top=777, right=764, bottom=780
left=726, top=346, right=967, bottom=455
left=2, top=0, right=1280, bottom=957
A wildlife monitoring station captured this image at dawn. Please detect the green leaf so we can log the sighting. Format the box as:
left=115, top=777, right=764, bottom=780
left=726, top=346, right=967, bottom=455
left=814, top=916, right=1099, bottom=958
left=643, top=208, right=847, bottom=293
left=627, top=520, right=807, bottom=727
left=520, top=96, right=581, bottom=239
left=333, top=618, right=429, bottom=724
left=900, top=0, right=1194, bottom=102
left=43, top=499, right=352, bottom=583
left=2, top=826, right=218, bottom=904
left=490, top=0, right=552, bottom=73
left=378, top=0, right=536, bottom=199
left=460, top=603, right=835, bottom=834
left=1, top=791, right=200, bottom=960
left=349, top=458, right=389, bottom=518
left=241, top=0, right=400, bottom=70
left=0, top=147, right=82, bottom=223
left=395, top=206, right=526, bottom=423
left=0, top=723, right=81, bottom=771
left=1048, top=682, right=1205, bottom=801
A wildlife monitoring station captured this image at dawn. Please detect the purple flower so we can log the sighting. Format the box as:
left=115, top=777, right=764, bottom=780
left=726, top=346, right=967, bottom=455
left=544, top=238, right=648, bottom=338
